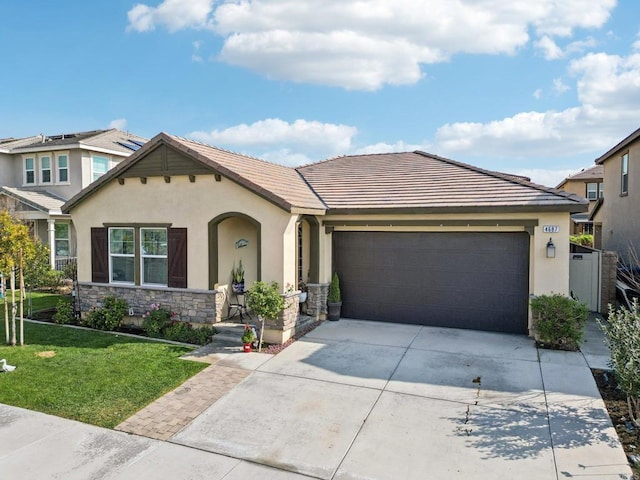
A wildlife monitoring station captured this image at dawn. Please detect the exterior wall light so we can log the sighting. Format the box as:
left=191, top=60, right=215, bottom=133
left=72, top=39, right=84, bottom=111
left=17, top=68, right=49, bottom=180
left=546, top=237, right=556, bottom=258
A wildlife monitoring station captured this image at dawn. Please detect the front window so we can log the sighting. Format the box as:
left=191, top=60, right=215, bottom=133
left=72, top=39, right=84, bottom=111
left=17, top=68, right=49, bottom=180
left=109, top=228, right=135, bottom=283
left=57, top=154, right=69, bottom=183
left=622, top=153, right=629, bottom=195
left=586, top=182, right=598, bottom=200
left=92, top=155, right=110, bottom=182
left=40, top=155, right=52, bottom=183
left=140, top=228, right=168, bottom=286
left=55, top=223, right=70, bottom=257
left=24, top=157, right=35, bottom=184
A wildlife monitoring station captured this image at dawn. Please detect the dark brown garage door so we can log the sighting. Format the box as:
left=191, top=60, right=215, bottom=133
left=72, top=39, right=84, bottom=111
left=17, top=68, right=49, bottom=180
left=333, top=231, right=530, bottom=334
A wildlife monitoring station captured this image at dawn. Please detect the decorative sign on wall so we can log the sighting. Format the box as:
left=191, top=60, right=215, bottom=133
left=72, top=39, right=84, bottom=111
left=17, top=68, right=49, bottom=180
left=235, top=238, right=249, bottom=249
left=543, top=225, right=560, bottom=233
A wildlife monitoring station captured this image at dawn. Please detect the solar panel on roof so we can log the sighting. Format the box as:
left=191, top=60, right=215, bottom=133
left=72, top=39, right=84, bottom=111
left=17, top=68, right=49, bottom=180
left=128, top=139, right=146, bottom=148
left=116, top=141, right=141, bottom=151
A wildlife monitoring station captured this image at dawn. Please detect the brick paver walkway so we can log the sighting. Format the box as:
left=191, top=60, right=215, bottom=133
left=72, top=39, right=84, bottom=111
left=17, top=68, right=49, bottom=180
left=116, top=364, right=250, bottom=440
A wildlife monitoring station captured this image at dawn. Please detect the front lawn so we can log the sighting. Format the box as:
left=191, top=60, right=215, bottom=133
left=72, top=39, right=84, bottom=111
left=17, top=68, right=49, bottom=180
left=0, top=291, right=66, bottom=314
left=0, top=321, right=207, bottom=428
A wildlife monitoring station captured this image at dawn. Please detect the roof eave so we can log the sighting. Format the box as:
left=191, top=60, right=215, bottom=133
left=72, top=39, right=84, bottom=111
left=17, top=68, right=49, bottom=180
left=326, top=203, right=589, bottom=216
left=596, top=127, right=640, bottom=164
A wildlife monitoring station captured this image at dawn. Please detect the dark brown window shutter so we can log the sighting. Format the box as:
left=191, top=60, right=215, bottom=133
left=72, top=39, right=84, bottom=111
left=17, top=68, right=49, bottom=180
left=91, top=228, right=108, bottom=283
left=168, top=228, right=187, bottom=288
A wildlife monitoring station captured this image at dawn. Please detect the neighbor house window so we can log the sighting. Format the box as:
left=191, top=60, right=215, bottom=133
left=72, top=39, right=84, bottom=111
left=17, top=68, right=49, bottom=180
left=92, top=155, right=110, bottom=182
left=586, top=182, right=598, bottom=200
left=599, top=182, right=604, bottom=198
left=109, top=227, right=135, bottom=283
left=140, top=228, right=168, bottom=286
left=55, top=223, right=70, bottom=257
left=24, top=157, right=35, bottom=184
left=40, top=155, right=52, bottom=184
left=56, top=154, right=69, bottom=183
left=622, top=153, right=629, bottom=195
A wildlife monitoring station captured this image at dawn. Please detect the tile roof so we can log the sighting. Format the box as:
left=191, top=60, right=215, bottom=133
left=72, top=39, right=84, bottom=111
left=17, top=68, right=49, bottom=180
left=297, top=151, right=588, bottom=213
left=564, top=165, right=604, bottom=182
left=4, top=129, right=147, bottom=155
left=596, top=126, right=640, bottom=164
left=0, top=187, right=65, bottom=213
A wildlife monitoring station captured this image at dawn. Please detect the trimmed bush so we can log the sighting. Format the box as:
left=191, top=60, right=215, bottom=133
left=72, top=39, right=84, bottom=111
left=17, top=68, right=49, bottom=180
left=84, top=296, right=128, bottom=331
left=52, top=298, right=74, bottom=324
left=142, top=304, right=215, bottom=345
left=530, top=294, right=588, bottom=350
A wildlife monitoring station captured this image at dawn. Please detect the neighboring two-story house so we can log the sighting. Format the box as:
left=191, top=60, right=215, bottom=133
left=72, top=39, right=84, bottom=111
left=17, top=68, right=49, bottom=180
left=595, top=127, right=640, bottom=259
left=0, top=129, right=146, bottom=269
left=556, top=165, right=604, bottom=245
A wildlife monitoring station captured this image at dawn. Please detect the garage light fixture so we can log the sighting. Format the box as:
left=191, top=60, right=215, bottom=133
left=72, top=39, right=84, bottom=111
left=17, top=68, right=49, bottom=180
left=546, top=238, right=556, bottom=258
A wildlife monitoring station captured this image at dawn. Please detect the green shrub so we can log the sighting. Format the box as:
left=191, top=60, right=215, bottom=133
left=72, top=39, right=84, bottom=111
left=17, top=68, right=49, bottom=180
left=142, top=304, right=173, bottom=337
left=600, top=301, right=640, bottom=427
left=530, top=293, right=589, bottom=350
left=141, top=304, right=215, bottom=345
left=328, top=272, right=341, bottom=303
left=569, top=234, right=594, bottom=247
left=52, top=298, right=74, bottom=324
left=84, top=296, right=128, bottom=331
left=62, top=261, right=77, bottom=280
left=41, top=269, right=65, bottom=292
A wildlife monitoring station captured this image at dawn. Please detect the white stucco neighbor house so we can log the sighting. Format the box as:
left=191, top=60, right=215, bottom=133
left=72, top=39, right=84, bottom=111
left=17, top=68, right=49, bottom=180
left=63, top=132, right=588, bottom=343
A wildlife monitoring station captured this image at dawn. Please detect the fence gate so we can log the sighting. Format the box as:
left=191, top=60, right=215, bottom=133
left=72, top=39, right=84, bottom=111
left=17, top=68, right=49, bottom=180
left=569, top=250, right=601, bottom=312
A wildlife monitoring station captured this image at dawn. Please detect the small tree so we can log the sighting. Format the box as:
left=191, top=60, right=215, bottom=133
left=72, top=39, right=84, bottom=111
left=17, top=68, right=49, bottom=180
left=600, top=301, right=640, bottom=428
left=246, top=281, right=284, bottom=352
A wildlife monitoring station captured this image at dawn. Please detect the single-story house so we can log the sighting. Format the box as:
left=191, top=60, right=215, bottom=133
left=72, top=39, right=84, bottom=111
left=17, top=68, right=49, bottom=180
left=62, top=132, right=588, bottom=343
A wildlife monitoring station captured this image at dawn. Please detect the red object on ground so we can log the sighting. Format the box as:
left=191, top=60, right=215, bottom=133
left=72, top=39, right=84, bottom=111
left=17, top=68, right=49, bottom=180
left=243, top=343, right=252, bottom=353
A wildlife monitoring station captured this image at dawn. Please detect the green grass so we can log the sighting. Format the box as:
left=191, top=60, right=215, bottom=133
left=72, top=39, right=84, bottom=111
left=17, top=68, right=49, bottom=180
left=0, top=321, right=207, bottom=428
left=0, top=291, right=66, bottom=313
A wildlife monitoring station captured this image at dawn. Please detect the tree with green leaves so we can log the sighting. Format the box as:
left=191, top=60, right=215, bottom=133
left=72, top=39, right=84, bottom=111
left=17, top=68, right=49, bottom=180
left=246, top=281, right=285, bottom=352
left=0, top=210, right=46, bottom=345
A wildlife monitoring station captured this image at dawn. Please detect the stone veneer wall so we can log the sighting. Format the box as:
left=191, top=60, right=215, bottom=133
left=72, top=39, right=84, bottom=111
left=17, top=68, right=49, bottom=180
left=600, top=251, right=618, bottom=315
left=305, top=283, right=329, bottom=319
left=78, top=282, right=220, bottom=324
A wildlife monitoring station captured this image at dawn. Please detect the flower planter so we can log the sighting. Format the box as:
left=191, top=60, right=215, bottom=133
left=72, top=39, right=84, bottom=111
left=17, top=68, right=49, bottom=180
left=299, top=292, right=308, bottom=303
left=243, top=343, right=252, bottom=353
left=327, top=301, right=342, bottom=321
left=232, top=282, right=245, bottom=294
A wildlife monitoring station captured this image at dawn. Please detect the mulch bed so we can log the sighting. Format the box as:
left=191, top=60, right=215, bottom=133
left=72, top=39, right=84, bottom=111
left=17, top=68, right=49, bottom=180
left=593, top=369, right=640, bottom=479
left=259, top=320, right=323, bottom=355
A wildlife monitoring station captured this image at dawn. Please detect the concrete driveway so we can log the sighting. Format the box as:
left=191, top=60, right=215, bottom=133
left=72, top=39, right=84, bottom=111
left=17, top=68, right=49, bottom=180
left=172, top=320, right=632, bottom=480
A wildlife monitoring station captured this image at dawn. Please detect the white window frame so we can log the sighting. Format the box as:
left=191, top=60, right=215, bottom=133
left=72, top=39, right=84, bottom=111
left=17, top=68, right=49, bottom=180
left=23, top=156, right=36, bottom=185
left=108, top=227, right=135, bottom=284
left=91, top=155, right=110, bottom=182
left=39, top=154, right=52, bottom=184
left=622, top=152, right=629, bottom=195
left=598, top=182, right=604, bottom=198
left=54, top=223, right=70, bottom=258
left=140, top=227, right=168, bottom=286
left=55, top=152, right=70, bottom=184
left=586, top=182, right=598, bottom=200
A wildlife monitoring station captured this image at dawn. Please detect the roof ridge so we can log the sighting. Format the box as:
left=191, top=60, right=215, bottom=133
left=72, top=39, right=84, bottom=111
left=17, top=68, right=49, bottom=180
left=413, top=150, right=585, bottom=204
left=297, top=151, right=415, bottom=170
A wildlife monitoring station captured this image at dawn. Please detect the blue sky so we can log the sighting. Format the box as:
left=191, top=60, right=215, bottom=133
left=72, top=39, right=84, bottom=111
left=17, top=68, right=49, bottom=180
left=1, top=0, right=639, bottom=186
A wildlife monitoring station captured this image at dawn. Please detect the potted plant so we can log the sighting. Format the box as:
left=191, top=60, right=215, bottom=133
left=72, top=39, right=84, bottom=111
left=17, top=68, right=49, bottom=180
left=231, top=260, right=245, bottom=293
left=241, top=324, right=255, bottom=352
left=327, top=272, right=342, bottom=321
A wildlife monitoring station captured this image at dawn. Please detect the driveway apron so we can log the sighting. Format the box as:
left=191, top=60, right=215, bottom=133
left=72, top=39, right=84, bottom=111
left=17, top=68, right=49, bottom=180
left=172, top=320, right=632, bottom=480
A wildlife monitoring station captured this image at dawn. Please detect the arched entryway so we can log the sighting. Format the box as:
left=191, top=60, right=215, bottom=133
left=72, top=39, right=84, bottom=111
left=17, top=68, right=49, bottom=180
left=208, top=212, right=261, bottom=289
left=297, top=215, right=319, bottom=287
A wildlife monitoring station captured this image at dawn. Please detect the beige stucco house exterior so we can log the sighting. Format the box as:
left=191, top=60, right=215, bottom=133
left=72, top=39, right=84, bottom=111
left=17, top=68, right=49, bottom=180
left=595, top=127, right=640, bottom=260
left=63, top=133, right=587, bottom=343
left=556, top=165, right=603, bottom=242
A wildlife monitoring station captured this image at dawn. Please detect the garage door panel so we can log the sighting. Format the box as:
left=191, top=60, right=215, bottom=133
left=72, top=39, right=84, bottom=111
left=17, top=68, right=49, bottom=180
left=334, top=232, right=529, bottom=334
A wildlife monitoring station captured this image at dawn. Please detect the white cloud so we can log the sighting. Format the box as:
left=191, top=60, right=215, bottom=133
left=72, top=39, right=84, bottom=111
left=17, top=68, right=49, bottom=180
left=189, top=118, right=358, bottom=158
left=553, top=78, right=570, bottom=94
left=433, top=46, right=640, bottom=160
left=127, top=0, right=214, bottom=33
left=354, top=140, right=428, bottom=155
left=634, top=32, right=640, bottom=51
left=535, top=36, right=563, bottom=60
left=109, top=118, right=127, bottom=130
left=533, top=88, right=543, bottom=99
left=128, top=0, right=615, bottom=90
left=192, top=40, right=203, bottom=62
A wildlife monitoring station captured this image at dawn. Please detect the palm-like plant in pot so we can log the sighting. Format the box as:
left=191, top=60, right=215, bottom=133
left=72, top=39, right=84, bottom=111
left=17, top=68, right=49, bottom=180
left=231, top=260, right=245, bottom=293
left=327, top=272, right=342, bottom=321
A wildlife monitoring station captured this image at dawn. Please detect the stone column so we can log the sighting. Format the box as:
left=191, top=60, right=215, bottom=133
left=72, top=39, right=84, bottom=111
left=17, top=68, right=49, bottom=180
left=305, top=283, right=329, bottom=320
left=47, top=219, right=56, bottom=269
